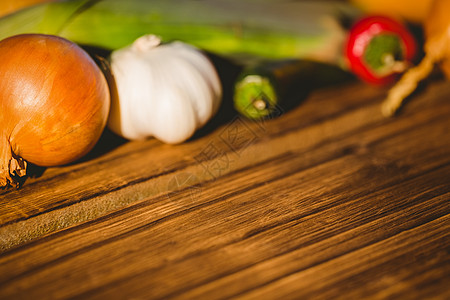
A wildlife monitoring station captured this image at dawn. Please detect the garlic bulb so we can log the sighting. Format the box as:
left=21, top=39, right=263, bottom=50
left=107, top=35, right=222, bottom=144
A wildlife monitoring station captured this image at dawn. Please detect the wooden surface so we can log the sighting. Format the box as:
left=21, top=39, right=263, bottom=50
left=1, top=73, right=449, bottom=299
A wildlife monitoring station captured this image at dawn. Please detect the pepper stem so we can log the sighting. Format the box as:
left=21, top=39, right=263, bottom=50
left=364, top=34, right=406, bottom=76
left=1, top=134, right=27, bottom=188
left=381, top=53, right=407, bottom=74
left=253, top=98, right=268, bottom=111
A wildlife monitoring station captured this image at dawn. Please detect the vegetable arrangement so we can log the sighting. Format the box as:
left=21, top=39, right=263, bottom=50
left=233, top=13, right=419, bottom=120
left=0, top=0, right=361, bottom=188
left=0, top=0, right=447, bottom=188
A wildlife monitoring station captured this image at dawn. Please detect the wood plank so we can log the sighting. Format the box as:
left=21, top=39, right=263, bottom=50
left=70, top=172, right=450, bottom=300
left=0, top=81, right=449, bottom=298
left=1, top=80, right=449, bottom=251
left=235, top=215, right=449, bottom=300
left=0, top=164, right=448, bottom=299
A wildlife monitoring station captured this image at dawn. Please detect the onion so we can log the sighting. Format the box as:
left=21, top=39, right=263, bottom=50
left=0, top=34, right=110, bottom=188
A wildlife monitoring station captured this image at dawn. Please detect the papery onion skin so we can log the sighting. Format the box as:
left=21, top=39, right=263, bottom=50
left=0, top=34, right=110, bottom=187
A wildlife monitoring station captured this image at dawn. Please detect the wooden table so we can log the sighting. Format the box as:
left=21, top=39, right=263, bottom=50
left=1, top=71, right=449, bottom=299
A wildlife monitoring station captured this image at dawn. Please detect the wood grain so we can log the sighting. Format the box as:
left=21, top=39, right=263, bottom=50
left=0, top=77, right=449, bottom=299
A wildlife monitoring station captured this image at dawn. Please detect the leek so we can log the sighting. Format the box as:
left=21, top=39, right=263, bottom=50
left=0, top=0, right=359, bottom=61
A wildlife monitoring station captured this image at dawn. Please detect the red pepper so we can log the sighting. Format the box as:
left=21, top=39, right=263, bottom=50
left=345, top=15, right=418, bottom=85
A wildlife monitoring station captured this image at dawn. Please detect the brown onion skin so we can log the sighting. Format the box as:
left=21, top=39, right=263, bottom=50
left=0, top=34, right=110, bottom=186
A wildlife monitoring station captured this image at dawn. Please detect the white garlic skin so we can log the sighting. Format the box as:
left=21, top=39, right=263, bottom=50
left=107, top=35, right=222, bottom=144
